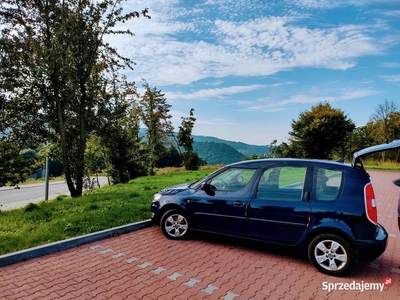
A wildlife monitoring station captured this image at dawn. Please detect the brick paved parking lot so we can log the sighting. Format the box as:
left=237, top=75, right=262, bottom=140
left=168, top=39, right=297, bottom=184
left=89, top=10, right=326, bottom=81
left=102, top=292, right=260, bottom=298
left=1, top=170, right=399, bottom=299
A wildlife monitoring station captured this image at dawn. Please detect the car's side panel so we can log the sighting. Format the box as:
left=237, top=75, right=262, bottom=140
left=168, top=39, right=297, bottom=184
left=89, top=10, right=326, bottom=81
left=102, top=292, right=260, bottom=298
left=246, top=165, right=312, bottom=245
left=188, top=189, right=248, bottom=236
left=246, top=199, right=311, bottom=245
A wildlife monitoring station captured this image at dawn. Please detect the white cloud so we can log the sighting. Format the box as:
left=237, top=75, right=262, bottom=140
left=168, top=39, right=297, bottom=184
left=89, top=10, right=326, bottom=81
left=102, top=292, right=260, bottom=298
left=166, top=84, right=266, bottom=100
left=205, top=80, right=224, bottom=86
left=287, top=0, right=338, bottom=9
left=381, top=10, right=400, bottom=17
left=241, top=88, right=381, bottom=112
left=338, top=89, right=381, bottom=99
left=266, top=81, right=297, bottom=87
left=381, top=62, right=400, bottom=68
left=289, top=0, right=400, bottom=9
left=379, top=75, right=400, bottom=82
left=98, top=0, right=400, bottom=89
left=195, top=118, right=236, bottom=126
left=111, top=14, right=386, bottom=86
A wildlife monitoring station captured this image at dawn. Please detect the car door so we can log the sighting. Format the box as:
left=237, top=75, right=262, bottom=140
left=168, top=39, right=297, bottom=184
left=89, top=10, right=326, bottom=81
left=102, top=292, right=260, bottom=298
left=246, top=165, right=312, bottom=245
left=187, top=167, right=257, bottom=236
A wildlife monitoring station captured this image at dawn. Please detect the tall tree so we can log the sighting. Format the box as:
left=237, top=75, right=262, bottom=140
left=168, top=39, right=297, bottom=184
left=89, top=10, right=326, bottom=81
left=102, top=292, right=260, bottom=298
left=176, top=108, right=202, bottom=170
left=177, top=109, right=196, bottom=152
left=340, top=126, right=374, bottom=161
left=369, top=99, right=399, bottom=143
left=98, top=79, right=146, bottom=183
left=368, top=99, right=400, bottom=161
left=139, top=81, right=173, bottom=175
left=0, top=0, right=150, bottom=196
left=288, top=102, right=355, bottom=159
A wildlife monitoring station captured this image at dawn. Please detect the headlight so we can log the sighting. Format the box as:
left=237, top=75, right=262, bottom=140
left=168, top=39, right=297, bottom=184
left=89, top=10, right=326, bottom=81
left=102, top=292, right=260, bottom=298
left=153, top=193, right=162, bottom=202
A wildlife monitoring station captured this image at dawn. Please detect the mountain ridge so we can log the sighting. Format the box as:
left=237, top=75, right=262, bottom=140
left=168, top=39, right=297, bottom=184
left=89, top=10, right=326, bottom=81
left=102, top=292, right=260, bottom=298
left=139, top=128, right=269, bottom=164
left=192, top=135, right=268, bottom=157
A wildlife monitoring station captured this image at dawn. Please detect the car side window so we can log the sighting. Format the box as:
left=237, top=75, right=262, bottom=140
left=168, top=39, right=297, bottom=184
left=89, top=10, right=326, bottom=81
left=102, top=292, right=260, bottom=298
left=209, top=168, right=256, bottom=191
left=314, top=168, right=343, bottom=202
left=256, top=166, right=307, bottom=201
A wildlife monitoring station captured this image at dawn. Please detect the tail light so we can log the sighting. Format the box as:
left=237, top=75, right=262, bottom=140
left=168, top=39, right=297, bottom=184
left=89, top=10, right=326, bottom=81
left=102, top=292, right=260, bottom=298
left=364, top=183, right=378, bottom=224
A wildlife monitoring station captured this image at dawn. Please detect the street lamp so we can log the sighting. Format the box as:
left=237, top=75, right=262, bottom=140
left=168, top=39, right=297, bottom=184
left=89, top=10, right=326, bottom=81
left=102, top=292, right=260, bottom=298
left=43, top=1, right=58, bottom=201
left=264, top=140, right=277, bottom=158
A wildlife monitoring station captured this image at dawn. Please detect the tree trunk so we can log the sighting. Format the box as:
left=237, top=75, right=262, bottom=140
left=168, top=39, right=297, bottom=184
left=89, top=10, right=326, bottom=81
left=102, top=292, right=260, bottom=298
left=57, top=97, right=79, bottom=197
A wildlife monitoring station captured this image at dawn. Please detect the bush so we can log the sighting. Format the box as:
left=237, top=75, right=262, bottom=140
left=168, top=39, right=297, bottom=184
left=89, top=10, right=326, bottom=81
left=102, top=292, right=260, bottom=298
left=183, top=151, right=205, bottom=170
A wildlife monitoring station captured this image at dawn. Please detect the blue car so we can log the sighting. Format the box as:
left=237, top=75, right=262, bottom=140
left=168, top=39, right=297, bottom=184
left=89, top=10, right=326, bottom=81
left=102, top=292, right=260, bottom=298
left=151, top=140, right=400, bottom=276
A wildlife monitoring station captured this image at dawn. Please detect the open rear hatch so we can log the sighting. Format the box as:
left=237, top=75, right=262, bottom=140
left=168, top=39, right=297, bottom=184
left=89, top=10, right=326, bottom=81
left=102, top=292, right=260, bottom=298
left=352, top=140, right=400, bottom=168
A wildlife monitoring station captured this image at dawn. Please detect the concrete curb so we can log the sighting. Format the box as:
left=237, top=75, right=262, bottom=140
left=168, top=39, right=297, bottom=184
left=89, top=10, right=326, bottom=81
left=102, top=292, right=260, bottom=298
left=0, top=219, right=154, bottom=267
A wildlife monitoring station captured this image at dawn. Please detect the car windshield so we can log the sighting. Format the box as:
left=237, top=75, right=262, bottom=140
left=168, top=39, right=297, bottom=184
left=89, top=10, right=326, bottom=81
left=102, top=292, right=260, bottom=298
left=188, top=168, right=220, bottom=189
left=191, top=167, right=257, bottom=191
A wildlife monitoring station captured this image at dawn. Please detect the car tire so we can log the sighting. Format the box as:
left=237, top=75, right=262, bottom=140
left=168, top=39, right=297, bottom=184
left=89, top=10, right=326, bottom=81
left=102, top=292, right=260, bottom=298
left=160, top=209, right=190, bottom=240
left=308, top=234, right=356, bottom=276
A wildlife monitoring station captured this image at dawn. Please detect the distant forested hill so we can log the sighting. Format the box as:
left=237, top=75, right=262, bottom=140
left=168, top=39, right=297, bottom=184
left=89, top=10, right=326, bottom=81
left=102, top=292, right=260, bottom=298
left=193, top=141, right=245, bottom=165
left=193, top=135, right=267, bottom=157
left=139, top=129, right=268, bottom=165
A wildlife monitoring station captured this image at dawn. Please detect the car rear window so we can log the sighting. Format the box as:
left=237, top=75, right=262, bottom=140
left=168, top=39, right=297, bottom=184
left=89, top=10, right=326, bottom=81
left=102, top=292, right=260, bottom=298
left=257, top=166, right=307, bottom=201
left=314, top=168, right=343, bottom=202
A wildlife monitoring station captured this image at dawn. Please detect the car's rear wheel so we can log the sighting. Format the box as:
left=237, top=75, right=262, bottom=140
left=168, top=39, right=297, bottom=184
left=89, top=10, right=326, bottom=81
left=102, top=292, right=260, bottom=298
left=308, top=234, right=355, bottom=276
left=160, top=209, right=190, bottom=240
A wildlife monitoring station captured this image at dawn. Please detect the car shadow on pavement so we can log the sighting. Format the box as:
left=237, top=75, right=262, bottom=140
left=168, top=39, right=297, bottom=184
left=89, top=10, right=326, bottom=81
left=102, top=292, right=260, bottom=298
left=188, top=231, right=386, bottom=278
left=191, top=231, right=308, bottom=262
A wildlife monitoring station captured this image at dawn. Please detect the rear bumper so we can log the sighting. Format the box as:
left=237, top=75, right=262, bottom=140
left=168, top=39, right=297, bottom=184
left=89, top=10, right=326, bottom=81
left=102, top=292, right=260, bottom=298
left=356, top=224, right=388, bottom=262
left=398, top=200, right=400, bottom=231
left=398, top=215, right=400, bottom=232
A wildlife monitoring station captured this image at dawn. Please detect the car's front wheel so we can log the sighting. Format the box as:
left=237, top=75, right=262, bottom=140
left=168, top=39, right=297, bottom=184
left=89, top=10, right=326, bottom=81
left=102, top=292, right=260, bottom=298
left=160, top=209, right=190, bottom=240
left=308, top=234, right=356, bottom=276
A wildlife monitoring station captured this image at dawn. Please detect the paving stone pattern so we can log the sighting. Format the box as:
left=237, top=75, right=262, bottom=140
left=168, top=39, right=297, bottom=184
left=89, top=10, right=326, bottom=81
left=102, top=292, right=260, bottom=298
left=1, top=170, right=400, bottom=299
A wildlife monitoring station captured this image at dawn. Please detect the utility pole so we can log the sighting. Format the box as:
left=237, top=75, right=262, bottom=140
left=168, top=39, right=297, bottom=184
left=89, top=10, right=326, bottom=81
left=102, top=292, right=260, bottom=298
left=45, top=157, right=49, bottom=200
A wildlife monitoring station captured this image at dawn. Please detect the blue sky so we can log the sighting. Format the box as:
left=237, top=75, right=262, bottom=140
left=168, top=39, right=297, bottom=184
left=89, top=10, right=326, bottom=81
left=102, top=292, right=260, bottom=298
left=106, top=0, right=400, bottom=146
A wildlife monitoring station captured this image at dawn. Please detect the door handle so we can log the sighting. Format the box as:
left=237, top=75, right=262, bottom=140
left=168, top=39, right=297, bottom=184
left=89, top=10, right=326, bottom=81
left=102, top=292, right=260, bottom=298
left=234, top=201, right=245, bottom=207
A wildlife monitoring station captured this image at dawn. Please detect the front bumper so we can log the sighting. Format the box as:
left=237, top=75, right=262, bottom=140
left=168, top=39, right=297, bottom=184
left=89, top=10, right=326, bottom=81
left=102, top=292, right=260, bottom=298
left=150, top=201, right=161, bottom=224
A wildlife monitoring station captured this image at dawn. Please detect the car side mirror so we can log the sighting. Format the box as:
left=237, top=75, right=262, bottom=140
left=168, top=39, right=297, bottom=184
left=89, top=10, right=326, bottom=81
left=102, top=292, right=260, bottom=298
left=200, top=181, right=216, bottom=195
left=199, top=182, right=208, bottom=190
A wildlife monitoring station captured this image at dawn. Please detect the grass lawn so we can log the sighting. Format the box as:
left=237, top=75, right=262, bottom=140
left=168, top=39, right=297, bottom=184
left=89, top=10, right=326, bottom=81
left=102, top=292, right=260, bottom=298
left=0, top=168, right=215, bottom=256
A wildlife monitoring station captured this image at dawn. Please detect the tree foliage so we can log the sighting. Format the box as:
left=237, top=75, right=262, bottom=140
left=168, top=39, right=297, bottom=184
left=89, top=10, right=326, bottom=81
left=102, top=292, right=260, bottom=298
left=367, top=99, right=400, bottom=161
left=339, top=126, right=374, bottom=161
left=139, top=81, right=173, bottom=175
left=369, top=99, right=399, bottom=143
left=85, top=134, right=107, bottom=179
left=176, top=108, right=202, bottom=170
left=0, top=141, right=39, bottom=187
left=157, top=148, right=182, bottom=168
left=95, top=75, right=146, bottom=183
left=274, top=142, right=297, bottom=159
left=177, top=109, right=196, bottom=152
left=0, top=0, right=149, bottom=195
left=288, top=102, right=355, bottom=159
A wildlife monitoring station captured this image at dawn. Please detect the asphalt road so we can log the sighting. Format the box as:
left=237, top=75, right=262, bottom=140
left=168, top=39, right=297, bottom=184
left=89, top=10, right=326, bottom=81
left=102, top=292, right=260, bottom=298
left=0, top=177, right=109, bottom=210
